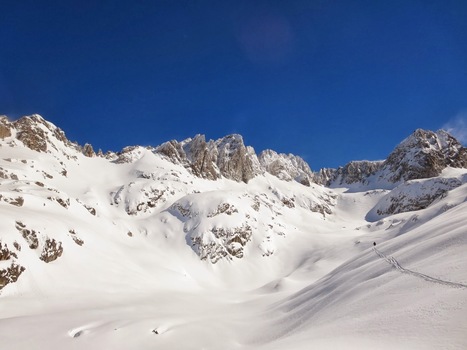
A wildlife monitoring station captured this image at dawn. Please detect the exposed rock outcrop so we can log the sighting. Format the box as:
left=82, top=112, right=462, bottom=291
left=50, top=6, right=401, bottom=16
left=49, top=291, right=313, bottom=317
left=0, top=240, right=25, bottom=291
left=215, top=135, right=261, bottom=183
left=82, top=143, right=96, bottom=157
left=15, top=115, right=49, bottom=152
left=3, top=114, right=98, bottom=161
left=368, top=177, right=463, bottom=219
left=15, top=221, right=39, bottom=249
left=183, top=135, right=219, bottom=180
left=0, top=116, right=13, bottom=139
left=0, top=241, right=18, bottom=260
left=40, top=239, right=63, bottom=263
left=191, top=224, right=253, bottom=263
left=0, top=263, right=25, bottom=291
left=259, top=150, right=314, bottom=186
left=155, top=134, right=261, bottom=183
left=316, top=129, right=467, bottom=188
left=312, top=168, right=336, bottom=186
left=380, top=129, right=467, bottom=184
left=331, top=160, right=384, bottom=186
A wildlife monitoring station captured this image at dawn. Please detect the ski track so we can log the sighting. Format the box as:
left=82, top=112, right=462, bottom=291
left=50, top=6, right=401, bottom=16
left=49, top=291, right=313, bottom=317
left=374, top=247, right=467, bottom=289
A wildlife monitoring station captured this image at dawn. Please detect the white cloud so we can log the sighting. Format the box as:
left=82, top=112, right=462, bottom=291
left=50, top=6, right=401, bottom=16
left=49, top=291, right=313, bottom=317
left=442, top=112, right=467, bottom=145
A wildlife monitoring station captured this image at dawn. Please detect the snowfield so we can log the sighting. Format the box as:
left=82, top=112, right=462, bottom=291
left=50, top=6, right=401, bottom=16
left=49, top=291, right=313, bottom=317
left=1, top=116, right=466, bottom=349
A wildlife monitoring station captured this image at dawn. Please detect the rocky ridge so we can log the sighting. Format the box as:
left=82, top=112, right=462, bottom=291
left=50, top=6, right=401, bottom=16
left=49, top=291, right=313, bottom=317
left=378, top=129, right=467, bottom=183
left=1, top=114, right=467, bottom=281
left=155, top=134, right=262, bottom=183
left=319, top=129, right=467, bottom=189
left=258, top=150, right=314, bottom=186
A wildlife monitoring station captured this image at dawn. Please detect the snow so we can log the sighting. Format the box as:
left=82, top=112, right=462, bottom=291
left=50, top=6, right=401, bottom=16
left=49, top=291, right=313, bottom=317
left=1, top=119, right=467, bottom=349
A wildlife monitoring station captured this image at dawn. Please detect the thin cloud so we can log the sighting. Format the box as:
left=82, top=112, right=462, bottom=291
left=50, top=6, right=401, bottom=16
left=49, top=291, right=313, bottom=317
left=442, top=112, right=467, bottom=145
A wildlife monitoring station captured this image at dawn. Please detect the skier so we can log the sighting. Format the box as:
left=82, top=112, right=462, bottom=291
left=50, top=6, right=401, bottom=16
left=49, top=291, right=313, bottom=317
left=373, top=242, right=376, bottom=246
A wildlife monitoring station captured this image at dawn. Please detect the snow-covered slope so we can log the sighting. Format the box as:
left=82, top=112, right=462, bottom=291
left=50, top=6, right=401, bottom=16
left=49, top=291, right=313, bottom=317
left=1, top=115, right=466, bottom=350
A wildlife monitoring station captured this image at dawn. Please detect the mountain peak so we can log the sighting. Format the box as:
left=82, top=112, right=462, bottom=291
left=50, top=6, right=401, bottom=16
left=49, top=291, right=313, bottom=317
left=381, top=128, right=467, bottom=184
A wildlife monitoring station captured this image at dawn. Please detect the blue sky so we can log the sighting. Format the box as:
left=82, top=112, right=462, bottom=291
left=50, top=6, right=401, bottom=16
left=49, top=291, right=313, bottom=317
left=1, top=0, right=467, bottom=169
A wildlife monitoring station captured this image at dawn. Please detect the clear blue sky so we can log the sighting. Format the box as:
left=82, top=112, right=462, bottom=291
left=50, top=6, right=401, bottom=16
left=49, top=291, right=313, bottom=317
left=1, top=0, right=467, bottom=169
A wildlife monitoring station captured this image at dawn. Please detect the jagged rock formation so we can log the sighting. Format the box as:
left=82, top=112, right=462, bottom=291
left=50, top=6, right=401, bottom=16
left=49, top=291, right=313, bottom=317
left=0, top=114, right=98, bottom=159
left=317, top=129, right=467, bottom=188
left=380, top=129, right=467, bottom=183
left=312, top=168, right=336, bottom=186
left=82, top=143, right=96, bottom=157
left=216, top=135, right=261, bottom=183
left=258, top=150, right=314, bottom=186
left=156, top=134, right=261, bottom=183
left=330, top=160, right=384, bottom=186
left=0, top=116, right=12, bottom=139
left=183, top=135, right=219, bottom=180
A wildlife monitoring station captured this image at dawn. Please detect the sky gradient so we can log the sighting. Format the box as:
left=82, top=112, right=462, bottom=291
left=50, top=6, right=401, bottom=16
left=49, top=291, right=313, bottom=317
left=1, top=0, right=467, bottom=169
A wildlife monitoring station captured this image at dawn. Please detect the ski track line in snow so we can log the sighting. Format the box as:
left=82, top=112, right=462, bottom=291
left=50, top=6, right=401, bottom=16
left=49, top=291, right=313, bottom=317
left=373, top=247, right=467, bottom=289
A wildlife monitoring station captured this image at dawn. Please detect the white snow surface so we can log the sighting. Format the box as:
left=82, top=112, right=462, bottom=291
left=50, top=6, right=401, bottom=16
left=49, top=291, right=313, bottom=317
left=1, top=122, right=467, bottom=350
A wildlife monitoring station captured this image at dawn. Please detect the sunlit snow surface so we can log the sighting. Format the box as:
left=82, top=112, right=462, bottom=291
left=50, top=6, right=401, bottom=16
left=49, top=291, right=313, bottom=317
left=1, top=138, right=467, bottom=349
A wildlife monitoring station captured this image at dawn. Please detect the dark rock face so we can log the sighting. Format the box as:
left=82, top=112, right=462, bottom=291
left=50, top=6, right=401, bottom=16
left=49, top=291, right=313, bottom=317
left=15, top=221, right=39, bottom=249
left=82, top=143, right=96, bottom=157
left=0, top=263, right=25, bottom=290
left=0, top=241, right=18, bottom=261
left=0, top=116, right=12, bottom=139
left=4, top=114, right=96, bottom=159
left=382, top=129, right=467, bottom=183
left=15, top=116, right=49, bottom=152
left=0, top=240, right=24, bottom=291
left=40, top=239, right=64, bottom=263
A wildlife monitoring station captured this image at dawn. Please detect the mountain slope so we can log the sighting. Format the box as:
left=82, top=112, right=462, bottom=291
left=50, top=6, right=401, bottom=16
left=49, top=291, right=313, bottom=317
left=1, top=114, right=466, bottom=350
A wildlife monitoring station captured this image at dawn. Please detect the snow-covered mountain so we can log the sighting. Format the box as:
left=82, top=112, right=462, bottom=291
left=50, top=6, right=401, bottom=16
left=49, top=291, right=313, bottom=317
left=1, top=114, right=467, bottom=350
left=318, top=128, right=467, bottom=191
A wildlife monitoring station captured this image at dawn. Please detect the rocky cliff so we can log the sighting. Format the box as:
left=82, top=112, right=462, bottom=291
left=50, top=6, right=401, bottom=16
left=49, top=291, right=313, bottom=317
left=155, top=134, right=261, bottom=183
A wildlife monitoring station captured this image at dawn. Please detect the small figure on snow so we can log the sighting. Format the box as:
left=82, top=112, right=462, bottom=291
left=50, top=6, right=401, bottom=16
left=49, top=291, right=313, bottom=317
left=373, top=242, right=376, bottom=246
